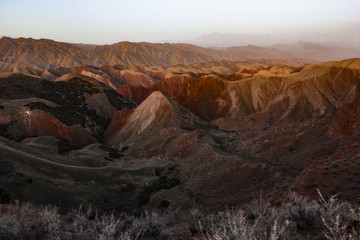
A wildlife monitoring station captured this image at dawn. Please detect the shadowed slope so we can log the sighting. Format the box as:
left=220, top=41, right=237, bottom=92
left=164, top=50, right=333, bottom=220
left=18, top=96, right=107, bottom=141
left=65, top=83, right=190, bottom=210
left=286, top=94, right=360, bottom=201
left=0, top=136, right=168, bottom=213
left=0, top=73, right=136, bottom=143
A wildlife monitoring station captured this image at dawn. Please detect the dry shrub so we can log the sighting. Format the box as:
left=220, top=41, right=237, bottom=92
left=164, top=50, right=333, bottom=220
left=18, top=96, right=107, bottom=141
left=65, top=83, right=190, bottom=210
left=0, top=191, right=359, bottom=240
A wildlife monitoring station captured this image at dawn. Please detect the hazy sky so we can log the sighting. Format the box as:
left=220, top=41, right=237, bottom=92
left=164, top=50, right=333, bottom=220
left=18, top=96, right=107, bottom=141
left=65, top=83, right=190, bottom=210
left=0, top=0, right=359, bottom=45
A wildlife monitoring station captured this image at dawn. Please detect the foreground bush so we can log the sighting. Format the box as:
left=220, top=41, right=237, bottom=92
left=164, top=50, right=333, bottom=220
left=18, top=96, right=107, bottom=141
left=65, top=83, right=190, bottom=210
left=0, top=191, right=359, bottom=239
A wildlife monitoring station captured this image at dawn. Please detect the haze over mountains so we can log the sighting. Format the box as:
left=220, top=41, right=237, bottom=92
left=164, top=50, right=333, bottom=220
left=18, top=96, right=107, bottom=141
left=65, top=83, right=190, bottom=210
left=188, top=33, right=360, bottom=61
left=188, top=28, right=360, bottom=49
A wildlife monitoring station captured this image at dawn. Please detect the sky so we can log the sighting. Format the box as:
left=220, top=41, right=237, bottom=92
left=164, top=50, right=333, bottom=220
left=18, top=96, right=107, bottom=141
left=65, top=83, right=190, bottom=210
left=0, top=0, right=359, bottom=45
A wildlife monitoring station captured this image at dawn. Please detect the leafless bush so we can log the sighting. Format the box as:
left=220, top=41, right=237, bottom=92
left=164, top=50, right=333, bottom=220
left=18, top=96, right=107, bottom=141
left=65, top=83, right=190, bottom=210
left=0, top=191, right=360, bottom=240
left=318, top=189, right=360, bottom=240
left=0, top=215, right=21, bottom=239
left=285, top=192, right=320, bottom=230
left=0, top=203, right=61, bottom=240
left=195, top=207, right=296, bottom=240
left=197, top=209, right=250, bottom=239
left=63, top=205, right=97, bottom=239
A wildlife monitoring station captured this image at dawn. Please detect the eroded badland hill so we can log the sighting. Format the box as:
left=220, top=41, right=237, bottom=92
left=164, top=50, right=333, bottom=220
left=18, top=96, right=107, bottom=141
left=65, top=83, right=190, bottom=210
left=1, top=42, right=359, bottom=213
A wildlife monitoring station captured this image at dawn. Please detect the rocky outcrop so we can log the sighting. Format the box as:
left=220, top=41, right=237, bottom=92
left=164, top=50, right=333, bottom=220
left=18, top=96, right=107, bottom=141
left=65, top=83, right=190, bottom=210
left=104, top=91, right=206, bottom=145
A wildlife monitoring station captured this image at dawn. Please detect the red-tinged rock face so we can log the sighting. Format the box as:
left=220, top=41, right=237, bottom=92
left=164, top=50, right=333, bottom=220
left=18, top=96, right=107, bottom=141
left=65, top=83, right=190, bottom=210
left=153, top=74, right=232, bottom=121
left=117, top=85, right=153, bottom=105
left=2, top=109, right=96, bottom=145
left=103, top=109, right=134, bottom=145
left=329, top=95, right=360, bottom=137
left=153, top=60, right=360, bottom=131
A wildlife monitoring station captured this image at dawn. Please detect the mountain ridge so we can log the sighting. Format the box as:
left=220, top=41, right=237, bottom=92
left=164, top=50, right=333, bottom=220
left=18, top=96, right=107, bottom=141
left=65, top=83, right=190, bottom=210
left=1, top=36, right=348, bottom=70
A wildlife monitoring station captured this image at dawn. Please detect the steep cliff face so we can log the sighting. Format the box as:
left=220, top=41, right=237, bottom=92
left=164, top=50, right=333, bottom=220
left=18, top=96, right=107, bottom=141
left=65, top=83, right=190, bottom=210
left=153, top=73, right=230, bottom=120
left=117, top=85, right=153, bottom=105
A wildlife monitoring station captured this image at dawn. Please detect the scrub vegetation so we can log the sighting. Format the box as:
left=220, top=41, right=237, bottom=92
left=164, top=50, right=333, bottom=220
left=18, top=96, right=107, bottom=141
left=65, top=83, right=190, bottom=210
left=1, top=191, right=359, bottom=239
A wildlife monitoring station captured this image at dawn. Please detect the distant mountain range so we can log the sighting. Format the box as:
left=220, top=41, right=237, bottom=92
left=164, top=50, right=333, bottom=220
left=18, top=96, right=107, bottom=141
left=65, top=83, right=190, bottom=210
left=188, top=32, right=360, bottom=60
left=188, top=31, right=360, bottom=48
left=1, top=37, right=360, bottom=70
left=188, top=32, right=275, bottom=47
